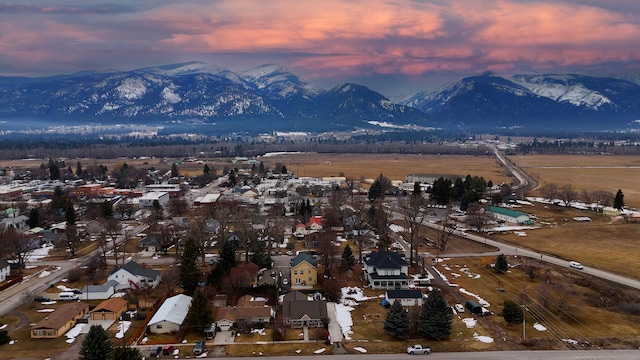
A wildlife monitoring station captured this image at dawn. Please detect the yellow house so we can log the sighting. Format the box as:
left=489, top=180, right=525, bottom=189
left=290, top=253, right=317, bottom=289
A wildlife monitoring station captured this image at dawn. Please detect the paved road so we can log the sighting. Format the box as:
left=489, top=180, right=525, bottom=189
left=490, top=143, right=538, bottom=191
left=0, top=223, right=148, bottom=316
left=172, top=349, right=639, bottom=359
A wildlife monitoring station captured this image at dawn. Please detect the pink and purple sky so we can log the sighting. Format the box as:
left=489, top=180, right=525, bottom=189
left=1, top=0, right=640, bottom=95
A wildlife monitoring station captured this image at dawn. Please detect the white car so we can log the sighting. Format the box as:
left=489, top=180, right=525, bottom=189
left=454, top=304, right=465, bottom=313
left=569, top=261, right=584, bottom=270
left=282, top=278, right=289, bottom=285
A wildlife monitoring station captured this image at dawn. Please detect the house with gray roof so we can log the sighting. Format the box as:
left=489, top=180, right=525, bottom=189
left=108, top=260, right=161, bottom=291
left=364, top=250, right=409, bottom=290
left=281, top=291, right=328, bottom=328
left=79, top=280, right=119, bottom=300
left=148, top=294, right=192, bottom=334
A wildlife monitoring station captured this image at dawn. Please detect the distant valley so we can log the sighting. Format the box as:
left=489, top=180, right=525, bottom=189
left=1, top=62, right=640, bottom=135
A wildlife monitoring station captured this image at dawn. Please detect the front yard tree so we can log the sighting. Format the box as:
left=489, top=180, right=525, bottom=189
left=188, top=289, right=213, bottom=332
left=502, top=300, right=524, bottom=325
left=219, top=239, right=238, bottom=269
left=79, top=324, right=114, bottom=360
left=418, top=288, right=453, bottom=340
left=384, top=300, right=409, bottom=339
left=495, top=254, right=508, bottom=273
left=614, top=189, right=625, bottom=209
left=341, top=244, right=355, bottom=271
left=110, top=347, right=142, bottom=360
left=179, top=238, right=200, bottom=296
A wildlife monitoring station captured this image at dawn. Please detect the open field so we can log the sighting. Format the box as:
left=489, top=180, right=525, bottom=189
left=511, top=154, right=640, bottom=207
left=496, top=204, right=640, bottom=279
left=261, top=153, right=509, bottom=183
left=434, top=256, right=640, bottom=349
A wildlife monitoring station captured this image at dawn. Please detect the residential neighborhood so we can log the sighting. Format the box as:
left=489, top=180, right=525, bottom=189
left=0, top=153, right=638, bottom=359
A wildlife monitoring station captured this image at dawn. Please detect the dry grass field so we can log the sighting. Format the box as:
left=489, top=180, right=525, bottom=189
left=260, top=153, right=510, bottom=183
left=510, top=154, right=640, bottom=208
left=498, top=206, right=640, bottom=279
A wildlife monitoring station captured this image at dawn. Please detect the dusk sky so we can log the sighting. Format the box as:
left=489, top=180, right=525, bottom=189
left=2, top=0, right=640, bottom=96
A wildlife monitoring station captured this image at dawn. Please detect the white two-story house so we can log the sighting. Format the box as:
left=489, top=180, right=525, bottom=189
left=364, top=250, right=409, bottom=289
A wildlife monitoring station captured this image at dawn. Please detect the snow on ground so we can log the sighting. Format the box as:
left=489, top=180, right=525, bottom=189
left=8, top=340, right=15, bottom=345
left=251, top=328, right=266, bottom=336
left=389, top=224, right=406, bottom=233
left=41, top=301, right=57, bottom=305
left=65, top=323, right=87, bottom=344
left=27, top=244, right=54, bottom=261
left=562, top=338, right=578, bottom=345
left=534, top=323, right=548, bottom=331
left=110, top=292, right=126, bottom=298
left=115, top=321, right=131, bottom=339
left=334, top=303, right=354, bottom=340
left=314, top=348, right=326, bottom=354
left=431, top=266, right=458, bottom=287
left=0, top=324, right=7, bottom=330
left=342, top=287, right=370, bottom=302
left=460, top=267, right=481, bottom=279
left=459, top=288, right=490, bottom=307
left=196, top=352, right=208, bottom=358
left=353, top=347, right=367, bottom=353
left=140, top=336, right=148, bottom=344
left=38, top=271, right=51, bottom=278
left=37, top=309, right=55, bottom=313
left=473, top=333, right=494, bottom=343
left=462, top=318, right=477, bottom=328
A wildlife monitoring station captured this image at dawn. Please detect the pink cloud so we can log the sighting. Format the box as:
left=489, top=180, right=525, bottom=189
left=1, top=0, right=640, bottom=81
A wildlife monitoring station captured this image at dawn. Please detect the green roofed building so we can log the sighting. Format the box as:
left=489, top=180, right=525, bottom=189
left=487, top=206, right=531, bottom=224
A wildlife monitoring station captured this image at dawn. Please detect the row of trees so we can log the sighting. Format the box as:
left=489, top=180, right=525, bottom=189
left=538, top=183, right=625, bottom=209
left=384, top=289, right=453, bottom=340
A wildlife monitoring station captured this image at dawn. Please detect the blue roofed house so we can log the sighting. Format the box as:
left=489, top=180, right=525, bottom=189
left=108, top=260, right=161, bottom=291
left=147, top=294, right=193, bottom=334
left=364, top=250, right=409, bottom=290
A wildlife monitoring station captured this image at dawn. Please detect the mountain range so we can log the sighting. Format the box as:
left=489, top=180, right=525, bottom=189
left=1, top=62, right=639, bottom=134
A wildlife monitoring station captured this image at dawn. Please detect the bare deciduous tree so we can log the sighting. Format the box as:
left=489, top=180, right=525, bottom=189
left=558, top=184, right=578, bottom=207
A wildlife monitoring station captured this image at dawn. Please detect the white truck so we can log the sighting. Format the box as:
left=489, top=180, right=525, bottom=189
left=406, top=344, right=431, bottom=355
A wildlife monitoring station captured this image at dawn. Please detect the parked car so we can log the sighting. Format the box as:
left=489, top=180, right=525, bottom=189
left=282, top=278, right=289, bottom=286
left=454, top=304, right=465, bottom=313
left=193, top=340, right=206, bottom=355
left=406, top=344, right=431, bottom=354
left=162, top=345, right=175, bottom=355
left=150, top=346, right=162, bottom=357
left=34, top=295, right=50, bottom=302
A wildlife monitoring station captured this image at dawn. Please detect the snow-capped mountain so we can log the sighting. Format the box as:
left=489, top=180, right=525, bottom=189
left=0, top=62, right=434, bottom=133
left=1, top=62, right=640, bottom=133
left=401, top=72, right=640, bottom=130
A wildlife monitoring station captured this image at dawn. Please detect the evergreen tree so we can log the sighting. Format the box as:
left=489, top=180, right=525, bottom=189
left=180, top=238, right=200, bottom=296
left=79, top=324, right=114, bottom=360
left=65, top=204, right=76, bottom=225
left=0, top=330, right=10, bottom=345
left=258, top=161, right=266, bottom=175
left=76, top=161, right=83, bottom=177
left=110, top=347, right=143, bottom=360
left=368, top=178, right=383, bottom=201
left=418, top=289, right=453, bottom=340
left=413, top=181, right=422, bottom=197
left=101, top=201, right=113, bottom=218
left=431, top=177, right=453, bottom=205
left=188, top=289, right=213, bottom=332
left=28, top=208, right=40, bottom=228
left=207, top=263, right=226, bottom=289
left=203, top=164, right=210, bottom=174
left=219, top=239, right=238, bottom=269
left=49, top=161, right=60, bottom=180
left=341, top=244, right=356, bottom=271
left=249, top=240, right=272, bottom=269
left=494, top=254, right=508, bottom=273
left=384, top=300, right=409, bottom=339
left=171, top=163, right=179, bottom=178
left=281, top=164, right=288, bottom=174
left=502, top=300, right=524, bottom=325
left=614, top=189, right=625, bottom=209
